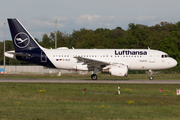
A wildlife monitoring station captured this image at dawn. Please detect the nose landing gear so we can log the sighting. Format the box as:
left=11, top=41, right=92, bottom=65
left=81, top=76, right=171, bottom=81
left=149, top=70, right=154, bottom=80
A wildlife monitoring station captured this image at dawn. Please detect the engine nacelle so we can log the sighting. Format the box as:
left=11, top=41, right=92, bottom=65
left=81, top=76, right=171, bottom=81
left=109, top=65, right=128, bottom=77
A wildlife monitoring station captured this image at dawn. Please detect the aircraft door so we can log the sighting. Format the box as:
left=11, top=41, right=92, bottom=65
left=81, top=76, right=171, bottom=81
left=149, top=51, right=155, bottom=63
left=41, top=51, right=47, bottom=62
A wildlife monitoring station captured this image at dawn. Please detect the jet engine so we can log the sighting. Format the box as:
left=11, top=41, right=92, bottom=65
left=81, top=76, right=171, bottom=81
left=102, top=65, right=128, bottom=77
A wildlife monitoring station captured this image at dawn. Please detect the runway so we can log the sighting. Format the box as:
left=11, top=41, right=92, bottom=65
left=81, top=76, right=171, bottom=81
left=0, top=79, right=180, bottom=84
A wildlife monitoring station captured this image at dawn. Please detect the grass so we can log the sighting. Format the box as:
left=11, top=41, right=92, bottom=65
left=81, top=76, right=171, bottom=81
left=0, top=73, right=180, bottom=80
left=0, top=83, right=180, bottom=119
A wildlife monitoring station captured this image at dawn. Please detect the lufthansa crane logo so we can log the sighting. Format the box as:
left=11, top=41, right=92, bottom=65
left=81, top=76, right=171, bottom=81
left=14, top=32, right=30, bottom=48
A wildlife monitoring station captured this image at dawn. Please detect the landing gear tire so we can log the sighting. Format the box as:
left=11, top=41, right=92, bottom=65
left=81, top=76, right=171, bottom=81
left=149, top=70, right=153, bottom=80
left=91, top=74, right=97, bottom=80
left=149, top=76, right=153, bottom=80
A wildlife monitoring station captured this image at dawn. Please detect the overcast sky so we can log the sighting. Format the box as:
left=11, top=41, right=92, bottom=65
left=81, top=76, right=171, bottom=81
left=0, top=0, right=180, bottom=41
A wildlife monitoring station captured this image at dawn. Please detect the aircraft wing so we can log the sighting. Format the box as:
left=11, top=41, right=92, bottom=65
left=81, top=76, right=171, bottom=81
left=74, top=56, right=130, bottom=68
left=74, top=56, right=110, bottom=68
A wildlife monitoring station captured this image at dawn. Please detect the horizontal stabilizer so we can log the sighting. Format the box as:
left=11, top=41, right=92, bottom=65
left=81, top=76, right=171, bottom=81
left=5, top=51, right=30, bottom=58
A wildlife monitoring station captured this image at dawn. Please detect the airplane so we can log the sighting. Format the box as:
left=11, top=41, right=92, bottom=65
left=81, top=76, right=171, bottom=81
left=5, top=18, right=178, bottom=80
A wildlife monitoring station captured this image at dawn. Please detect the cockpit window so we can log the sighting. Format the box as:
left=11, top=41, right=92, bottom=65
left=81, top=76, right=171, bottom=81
left=161, top=54, right=170, bottom=58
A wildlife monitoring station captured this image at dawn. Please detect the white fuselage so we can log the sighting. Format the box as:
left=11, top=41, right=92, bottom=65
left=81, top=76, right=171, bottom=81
left=43, top=48, right=177, bottom=71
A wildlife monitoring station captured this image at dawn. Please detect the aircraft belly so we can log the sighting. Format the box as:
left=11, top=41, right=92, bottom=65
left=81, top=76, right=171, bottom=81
left=53, top=61, right=76, bottom=69
left=130, top=62, right=165, bottom=70
left=129, top=60, right=150, bottom=70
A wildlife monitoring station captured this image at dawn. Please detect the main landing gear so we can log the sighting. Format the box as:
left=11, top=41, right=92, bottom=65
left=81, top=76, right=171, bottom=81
left=91, top=74, right=97, bottom=80
left=149, top=70, right=154, bottom=80
left=91, top=68, right=99, bottom=80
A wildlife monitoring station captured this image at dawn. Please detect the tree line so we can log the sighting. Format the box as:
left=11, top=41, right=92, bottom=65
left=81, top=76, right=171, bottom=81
left=0, top=21, right=180, bottom=73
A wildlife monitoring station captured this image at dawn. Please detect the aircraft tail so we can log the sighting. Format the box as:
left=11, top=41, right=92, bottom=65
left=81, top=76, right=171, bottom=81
left=7, top=18, right=42, bottom=52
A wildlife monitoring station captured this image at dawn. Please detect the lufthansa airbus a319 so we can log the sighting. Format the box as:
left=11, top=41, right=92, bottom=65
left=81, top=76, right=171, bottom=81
left=5, top=18, right=178, bottom=80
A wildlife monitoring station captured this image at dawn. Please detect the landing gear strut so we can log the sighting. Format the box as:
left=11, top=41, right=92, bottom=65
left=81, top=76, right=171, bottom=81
left=91, top=74, right=97, bottom=80
left=91, top=68, right=99, bottom=80
left=149, top=70, right=154, bottom=80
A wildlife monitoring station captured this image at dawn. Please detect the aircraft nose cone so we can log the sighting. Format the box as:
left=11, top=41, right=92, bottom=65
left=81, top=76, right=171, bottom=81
left=172, top=59, right=177, bottom=67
